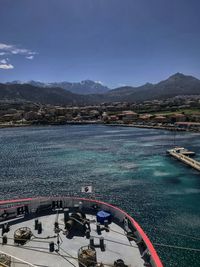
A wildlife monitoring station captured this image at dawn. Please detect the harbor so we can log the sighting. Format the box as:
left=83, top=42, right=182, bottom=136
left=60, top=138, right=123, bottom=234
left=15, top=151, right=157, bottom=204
left=167, top=147, right=200, bottom=172
left=0, top=125, right=200, bottom=266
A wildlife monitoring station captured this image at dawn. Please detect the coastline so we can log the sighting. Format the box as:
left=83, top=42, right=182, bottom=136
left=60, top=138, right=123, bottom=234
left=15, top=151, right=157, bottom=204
left=106, top=123, right=187, bottom=131
left=0, top=121, right=199, bottom=133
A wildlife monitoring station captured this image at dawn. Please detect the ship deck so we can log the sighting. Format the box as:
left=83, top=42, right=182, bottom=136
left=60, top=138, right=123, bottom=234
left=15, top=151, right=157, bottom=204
left=0, top=212, right=144, bottom=267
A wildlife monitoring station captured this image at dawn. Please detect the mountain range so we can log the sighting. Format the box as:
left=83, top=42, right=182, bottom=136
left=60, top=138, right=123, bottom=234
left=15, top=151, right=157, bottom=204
left=1, top=73, right=200, bottom=105
left=6, top=80, right=109, bottom=95
left=106, top=73, right=200, bottom=102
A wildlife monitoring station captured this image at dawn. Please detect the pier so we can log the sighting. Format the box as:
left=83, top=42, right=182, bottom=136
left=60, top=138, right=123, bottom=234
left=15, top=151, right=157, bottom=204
left=167, top=148, right=200, bottom=172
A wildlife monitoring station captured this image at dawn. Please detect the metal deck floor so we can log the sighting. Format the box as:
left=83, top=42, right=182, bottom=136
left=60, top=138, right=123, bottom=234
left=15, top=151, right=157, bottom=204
left=0, top=213, right=144, bottom=267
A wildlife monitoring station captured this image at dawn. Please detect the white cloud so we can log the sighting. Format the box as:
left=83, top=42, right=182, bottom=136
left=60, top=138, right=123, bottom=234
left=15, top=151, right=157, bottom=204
left=27, top=51, right=37, bottom=55
left=26, top=55, right=34, bottom=60
left=0, top=43, right=13, bottom=50
left=0, top=63, right=14, bottom=69
left=0, top=42, right=37, bottom=69
left=0, top=59, right=7, bottom=64
left=0, top=42, right=37, bottom=57
left=11, top=48, right=29, bottom=55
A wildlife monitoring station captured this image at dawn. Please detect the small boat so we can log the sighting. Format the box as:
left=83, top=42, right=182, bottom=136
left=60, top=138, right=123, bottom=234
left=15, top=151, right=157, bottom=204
left=167, top=147, right=195, bottom=156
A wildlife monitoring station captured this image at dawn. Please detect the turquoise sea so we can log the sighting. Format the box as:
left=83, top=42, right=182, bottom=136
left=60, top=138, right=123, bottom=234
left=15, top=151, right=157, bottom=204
left=0, top=125, right=200, bottom=266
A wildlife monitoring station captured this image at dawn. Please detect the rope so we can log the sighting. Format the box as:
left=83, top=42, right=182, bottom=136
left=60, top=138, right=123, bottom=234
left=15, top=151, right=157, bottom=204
left=57, top=246, right=86, bottom=267
left=0, top=248, right=36, bottom=267
left=90, top=235, right=138, bottom=248
left=1, top=240, right=114, bottom=267
left=155, top=228, right=200, bottom=241
left=90, top=221, right=137, bottom=241
left=56, top=250, right=77, bottom=267
left=58, top=246, right=114, bottom=267
left=154, top=242, right=200, bottom=252
left=0, top=236, right=55, bottom=244
left=91, top=222, right=200, bottom=253
left=32, top=234, right=57, bottom=240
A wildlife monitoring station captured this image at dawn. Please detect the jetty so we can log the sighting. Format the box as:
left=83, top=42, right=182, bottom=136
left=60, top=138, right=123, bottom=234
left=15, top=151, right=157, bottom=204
left=167, top=147, right=200, bottom=172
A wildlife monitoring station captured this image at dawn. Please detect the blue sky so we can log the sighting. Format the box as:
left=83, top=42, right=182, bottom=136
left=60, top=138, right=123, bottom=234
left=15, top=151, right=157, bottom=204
left=0, top=0, right=200, bottom=88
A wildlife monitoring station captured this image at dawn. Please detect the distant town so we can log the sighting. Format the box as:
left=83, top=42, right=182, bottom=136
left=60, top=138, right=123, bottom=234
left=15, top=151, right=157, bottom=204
left=0, top=95, right=200, bottom=132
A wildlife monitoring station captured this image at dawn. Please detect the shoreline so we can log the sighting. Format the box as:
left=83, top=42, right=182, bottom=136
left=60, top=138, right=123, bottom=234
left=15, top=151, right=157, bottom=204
left=107, top=123, right=187, bottom=131
left=0, top=121, right=199, bottom=133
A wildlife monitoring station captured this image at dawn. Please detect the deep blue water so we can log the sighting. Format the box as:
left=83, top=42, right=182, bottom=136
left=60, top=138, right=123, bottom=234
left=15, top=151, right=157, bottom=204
left=0, top=125, right=200, bottom=266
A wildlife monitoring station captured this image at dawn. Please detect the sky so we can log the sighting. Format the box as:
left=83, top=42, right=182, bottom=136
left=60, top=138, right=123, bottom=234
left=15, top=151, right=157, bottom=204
left=0, top=0, right=200, bottom=88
